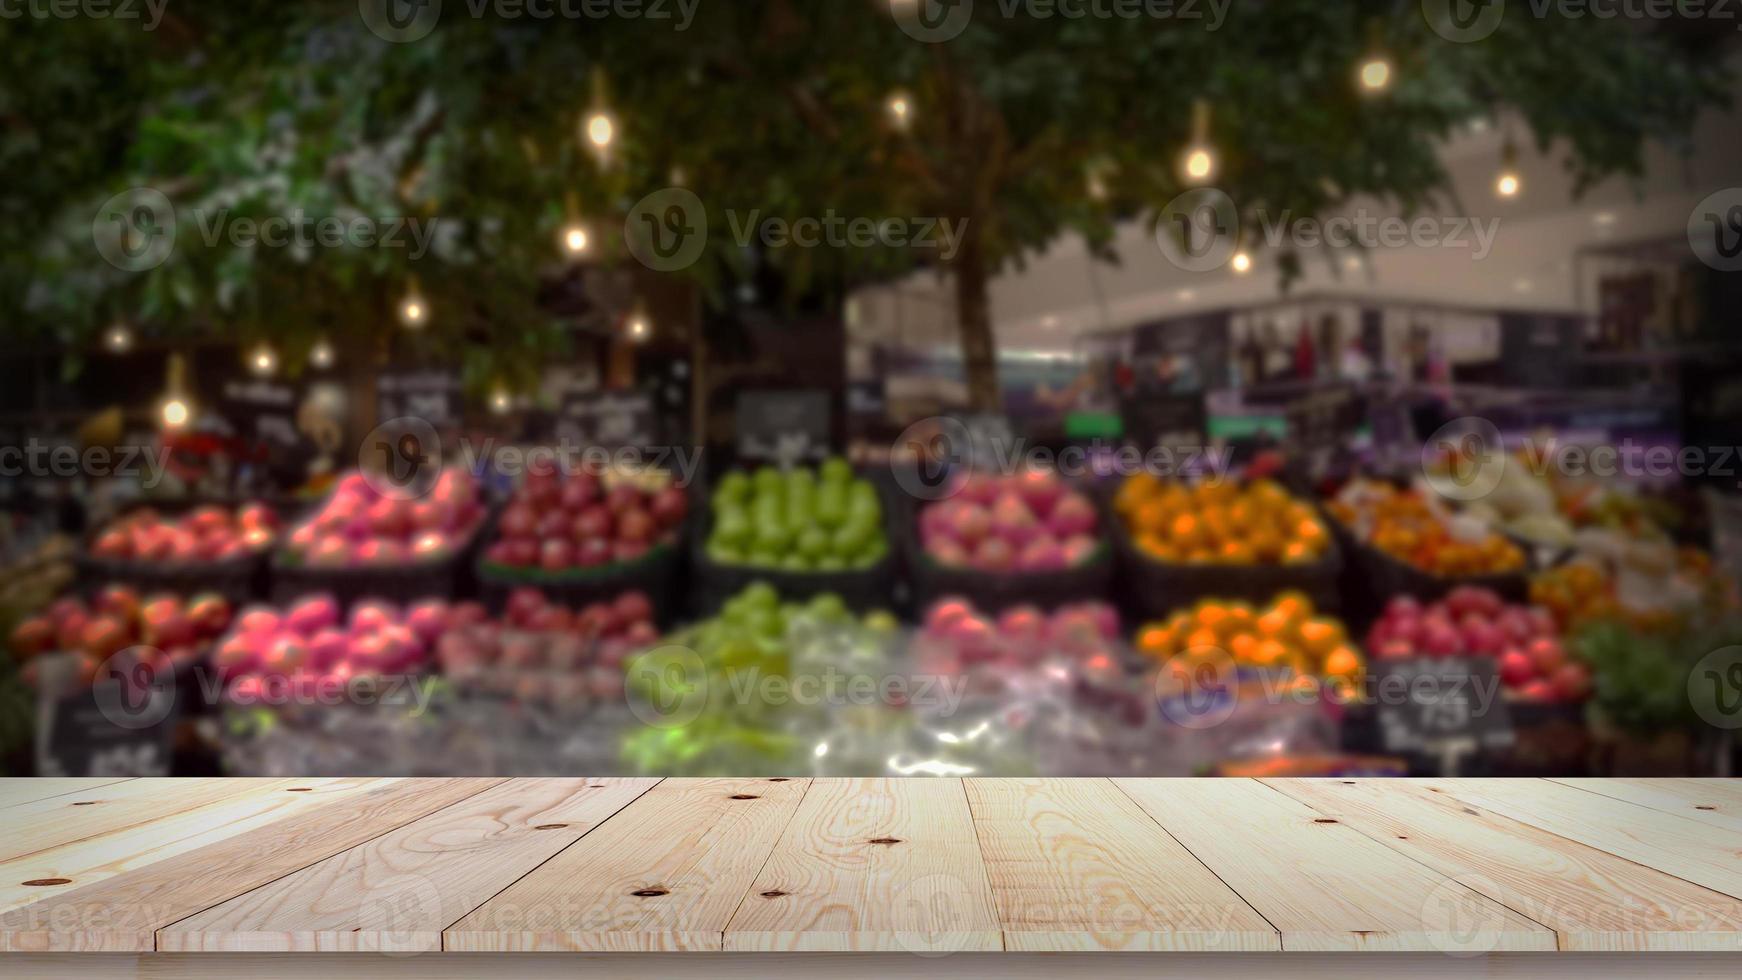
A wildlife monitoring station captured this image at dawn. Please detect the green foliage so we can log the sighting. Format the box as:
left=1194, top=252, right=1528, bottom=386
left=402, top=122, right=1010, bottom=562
left=2, top=0, right=1729, bottom=393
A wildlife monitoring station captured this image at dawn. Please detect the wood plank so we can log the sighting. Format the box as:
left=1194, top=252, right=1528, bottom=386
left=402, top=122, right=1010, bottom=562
left=1113, top=779, right=1556, bottom=952
left=0, top=779, right=296, bottom=863
left=1268, top=777, right=1742, bottom=951
left=965, top=778, right=1278, bottom=952
left=724, top=778, right=1002, bottom=952
left=156, top=778, right=658, bottom=953
left=0, top=780, right=134, bottom=810
left=0, top=777, right=504, bottom=952
left=0, top=779, right=388, bottom=915
left=1547, top=778, right=1742, bottom=835
left=1428, top=778, right=1742, bottom=901
left=447, top=777, right=807, bottom=952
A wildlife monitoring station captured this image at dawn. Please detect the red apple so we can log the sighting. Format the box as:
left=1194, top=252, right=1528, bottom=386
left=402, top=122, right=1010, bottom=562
left=94, top=584, right=141, bottom=622
left=91, top=529, right=132, bottom=559
left=505, top=588, right=547, bottom=626
left=497, top=504, right=537, bottom=540
left=349, top=601, right=397, bottom=634
left=9, top=617, right=55, bottom=658
left=616, top=508, right=656, bottom=545
left=1551, top=662, right=1591, bottom=701
left=79, top=616, right=132, bottom=661
left=1526, top=637, right=1566, bottom=675
left=575, top=538, right=613, bottom=567
left=186, top=593, right=233, bottom=638
left=612, top=540, right=650, bottom=564
left=283, top=596, right=337, bottom=637
left=1498, top=649, right=1536, bottom=688
left=613, top=591, right=653, bottom=625
left=540, top=539, right=575, bottom=570
left=571, top=505, right=613, bottom=541
left=649, top=487, right=687, bottom=527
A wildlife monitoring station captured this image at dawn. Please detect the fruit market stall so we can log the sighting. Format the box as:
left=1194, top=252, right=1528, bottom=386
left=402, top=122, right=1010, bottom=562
left=2, top=776, right=1741, bottom=978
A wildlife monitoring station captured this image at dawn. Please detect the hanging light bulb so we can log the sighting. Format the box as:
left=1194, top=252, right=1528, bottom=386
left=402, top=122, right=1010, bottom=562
left=586, top=112, right=615, bottom=149
left=562, top=224, right=590, bottom=255
left=1359, top=56, right=1392, bottom=92
left=105, top=323, right=132, bottom=352
left=250, top=345, right=277, bottom=376
left=400, top=279, right=427, bottom=329
left=490, top=388, right=511, bottom=415
left=161, top=397, right=190, bottom=429
left=1181, top=99, right=1217, bottom=184
left=310, top=339, right=334, bottom=369
left=887, top=91, right=912, bottom=130
left=627, top=312, right=650, bottom=342
left=1495, top=136, right=1521, bottom=198
left=1231, top=250, right=1253, bottom=274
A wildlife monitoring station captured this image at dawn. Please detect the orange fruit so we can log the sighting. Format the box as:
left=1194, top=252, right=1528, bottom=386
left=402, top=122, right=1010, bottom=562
left=1135, top=500, right=1170, bottom=535
left=1256, top=608, right=1291, bottom=638
left=1296, top=618, right=1344, bottom=657
left=1228, top=633, right=1261, bottom=664
left=1169, top=512, right=1202, bottom=548
left=1251, top=639, right=1291, bottom=669
left=1194, top=603, right=1230, bottom=631
left=1136, top=625, right=1172, bottom=657
left=1272, top=592, right=1313, bottom=623
left=1323, top=645, right=1361, bottom=677
left=1183, top=628, right=1222, bottom=652
left=1282, top=540, right=1313, bottom=563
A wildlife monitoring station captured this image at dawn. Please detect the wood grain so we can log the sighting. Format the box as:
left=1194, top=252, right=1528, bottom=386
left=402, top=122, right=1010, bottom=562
left=0, top=780, right=135, bottom=810
left=1114, top=778, right=1556, bottom=951
left=1546, top=778, right=1742, bottom=835
left=966, top=778, right=1278, bottom=951
left=724, top=777, right=1002, bottom=952
left=1428, top=778, right=1742, bottom=901
left=0, top=779, right=299, bottom=864
left=1269, top=778, right=1742, bottom=951
left=0, top=779, right=386, bottom=915
left=447, top=777, right=808, bottom=951
left=0, top=777, right=504, bottom=952
left=156, top=778, right=657, bottom=953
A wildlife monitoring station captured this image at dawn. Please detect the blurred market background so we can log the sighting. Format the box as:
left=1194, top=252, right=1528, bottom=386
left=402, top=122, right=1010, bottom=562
left=3, top=0, right=1742, bottom=778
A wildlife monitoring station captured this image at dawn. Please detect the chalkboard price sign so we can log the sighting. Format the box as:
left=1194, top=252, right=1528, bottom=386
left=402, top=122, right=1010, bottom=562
left=1372, top=655, right=1514, bottom=773
left=221, top=378, right=303, bottom=448
left=378, top=371, right=460, bottom=427
left=555, top=389, right=659, bottom=450
left=35, top=668, right=177, bottom=778
left=737, top=389, right=832, bottom=466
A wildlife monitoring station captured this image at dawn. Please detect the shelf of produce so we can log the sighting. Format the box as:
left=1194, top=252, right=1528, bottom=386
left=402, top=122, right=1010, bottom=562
left=2, top=778, right=1740, bottom=978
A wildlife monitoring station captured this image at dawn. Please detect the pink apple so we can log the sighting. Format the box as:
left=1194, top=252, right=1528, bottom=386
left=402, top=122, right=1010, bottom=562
left=1046, top=492, right=1098, bottom=538
left=1015, top=469, right=1065, bottom=517
left=1060, top=534, right=1099, bottom=568
left=1017, top=536, right=1065, bottom=572
left=1498, top=649, right=1536, bottom=687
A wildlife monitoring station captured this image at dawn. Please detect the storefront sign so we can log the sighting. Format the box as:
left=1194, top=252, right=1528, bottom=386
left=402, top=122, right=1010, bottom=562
left=555, top=389, right=659, bottom=450
left=378, top=370, right=461, bottom=427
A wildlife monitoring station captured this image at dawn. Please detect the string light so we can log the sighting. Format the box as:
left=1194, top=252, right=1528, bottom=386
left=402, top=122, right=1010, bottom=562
left=160, top=398, right=189, bottom=429
left=250, top=345, right=277, bottom=376
left=105, top=323, right=132, bottom=352
left=490, top=388, right=511, bottom=415
left=1495, top=136, right=1521, bottom=198
left=1359, top=56, right=1392, bottom=92
left=586, top=112, right=615, bottom=149
left=1181, top=98, right=1216, bottom=185
left=1231, top=250, right=1253, bottom=274
left=400, top=279, right=427, bottom=329
left=310, top=339, right=334, bottom=369
left=562, top=224, right=590, bottom=255
left=627, top=312, right=650, bottom=342
left=887, top=91, right=911, bottom=129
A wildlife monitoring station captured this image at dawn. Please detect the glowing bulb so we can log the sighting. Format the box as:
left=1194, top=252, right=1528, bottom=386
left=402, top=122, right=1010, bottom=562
left=105, top=324, right=132, bottom=352
left=1231, top=251, right=1252, bottom=274
left=310, top=340, right=334, bottom=369
left=1359, top=57, right=1392, bottom=91
left=1183, top=146, right=1215, bottom=183
left=628, top=316, right=649, bottom=340
left=1496, top=171, right=1520, bottom=198
left=250, top=346, right=276, bottom=376
left=400, top=295, right=426, bottom=328
left=490, top=389, right=511, bottom=414
left=161, top=398, right=189, bottom=429
left=887, top=93, right=910, bottom=128
left=562, top=225, right=589, bottom=254
left=586, top=112, right=614, bottom=148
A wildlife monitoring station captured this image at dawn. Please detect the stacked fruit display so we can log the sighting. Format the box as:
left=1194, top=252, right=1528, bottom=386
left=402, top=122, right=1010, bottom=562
left=620, top=583, right=898, bottom=773
left=90, top=504, right=278, bottom=563
left=1328, top=479, right=1525, bottom=578
left=1364, top=587, right=1589, bottom=702
left=435, top=588, right=660, bottom=705
left=482, top=465, right=686, bottom=573
left=705, top=461, right=887, bottom=571
left=917, top=470, right=1101, bottom=572
left=917, top=597, right=1122, bottom=670
left=9, top=586, right=233, bottom=689
left=281, top=469, right=485, bottom=567
left=1134, top=592, right=1362, bottom=691
left=211, top=595, right=448, bottom=697
left=1531, top=544, right=1737, bottom=635
left=1114, top=475, right=1330, bottom=565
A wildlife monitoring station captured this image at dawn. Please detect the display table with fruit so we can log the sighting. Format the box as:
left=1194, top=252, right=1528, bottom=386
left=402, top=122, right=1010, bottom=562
left=82, top=503, right=278, bottom=602
left=1328, top=479, right=1529, bottom=606
left=1, top=777, right=1739, bottom=976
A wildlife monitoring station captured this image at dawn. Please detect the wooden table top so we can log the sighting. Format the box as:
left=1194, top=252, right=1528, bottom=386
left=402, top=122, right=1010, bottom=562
left=0, top=777, right=1740, bottom=954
